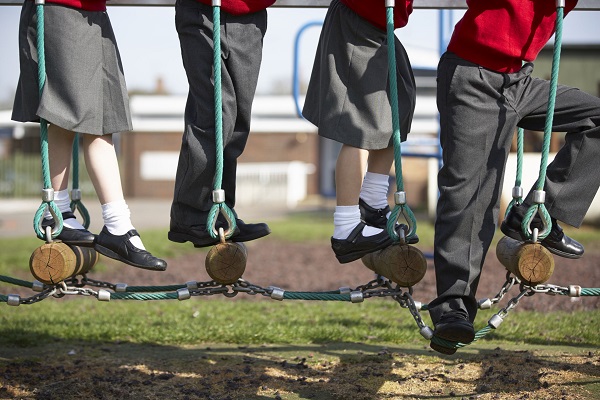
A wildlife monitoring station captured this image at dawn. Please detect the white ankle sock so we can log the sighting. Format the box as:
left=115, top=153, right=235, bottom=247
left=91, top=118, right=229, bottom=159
left=43, top=189, right=85, bottom=230
left=101, top=200, right=145, bottom=250
left=333, top=205, right=382, bottom=239
left=360, top=172, right=390, bottom=216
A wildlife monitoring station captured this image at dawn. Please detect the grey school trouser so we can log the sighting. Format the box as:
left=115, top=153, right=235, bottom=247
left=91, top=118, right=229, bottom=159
left=428, top=52, right=600, bottom=324
left=170, top=0, right=267, bottom=228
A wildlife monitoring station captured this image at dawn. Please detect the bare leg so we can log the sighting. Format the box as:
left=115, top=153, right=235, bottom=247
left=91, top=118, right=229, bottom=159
left=48, top=124, right=76, bottom=191
left=81, top=134, right=124, bottom=205
left=366, top=147, right=394, bottom=175
left=335, top=145, right=367, bottom=206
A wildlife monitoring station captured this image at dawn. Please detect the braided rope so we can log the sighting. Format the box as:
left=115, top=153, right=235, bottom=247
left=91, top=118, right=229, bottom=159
left=32, top=3, right=63, bottom=240
left=522, top=7, right=564, bottom=241
left=207, top=3, right=237, bottom=240
left=385, top=4, right=418, bottom=243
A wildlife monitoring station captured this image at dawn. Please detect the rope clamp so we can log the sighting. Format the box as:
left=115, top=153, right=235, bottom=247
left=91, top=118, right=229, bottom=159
left=270, top=287, right=285, bottom=301
left=35, top=0, right=45, bottom=5
left=177, top=288, right=191, bottom=301
left=350, top=291, right=364, bottom=303
left=512, top=186, right=523, bottom=200
left=339, top=286, right=351, bottom=294
left=42, top=188, right=54, bottom=202
left=212, top=189, right=225, bottom=204
left=7, top=294, right=20, bottom=306
left=97, top=289, right=111, bottom=302
left=394, top=191, right=406, bottom=205
left=419, top=326, right=434, bottom=340
left=70, top=188, right=82, bottom=201
left=478, top=298, right=493, bottom=310
left=186, top=281, right=199, bottom=290
left=32, top=280, right=45, bottom=292
left=568, top=285, right=582, bottom=297
left=533, top=190, right=546, bottom=204
left=488, top=314, right=504, bottom=329
left=556, top=0, right=565, bottom=8
left=385, top=0, right=395, bottom=7
left=212, top=0, right=221, bottom=6
left=115, top=283, right=128, bottom=293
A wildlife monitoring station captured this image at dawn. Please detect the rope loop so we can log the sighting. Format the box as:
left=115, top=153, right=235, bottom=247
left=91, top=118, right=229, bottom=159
left=521, top=203, right=552, bottom=241
left=386, top=204, right=418, bottom=243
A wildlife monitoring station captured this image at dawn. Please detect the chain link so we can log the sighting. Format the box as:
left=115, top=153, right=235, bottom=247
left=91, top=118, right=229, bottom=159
left=19, top=287, right=58, bottom=305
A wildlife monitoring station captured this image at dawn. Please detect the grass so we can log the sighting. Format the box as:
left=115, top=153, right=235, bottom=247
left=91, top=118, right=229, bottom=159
left=0, top=299, right=598, bottom=349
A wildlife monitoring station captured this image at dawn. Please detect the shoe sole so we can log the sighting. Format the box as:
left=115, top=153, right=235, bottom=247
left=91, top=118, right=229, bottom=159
left=430, top=341, right=457, bottom=355
left=434, top=325, right=476, bottom=344
left=500, top=223, right=582, bottom=260
left=168, top=229, right=271, bottom=248
left=94, top=244, right=167, bottom=272
left=334, top=237, right=393, bottom=264
left=168, top=231, right=218, bottom=248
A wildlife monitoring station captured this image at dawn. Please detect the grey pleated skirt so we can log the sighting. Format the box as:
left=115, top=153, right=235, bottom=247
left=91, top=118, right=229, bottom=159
left=302, top=0, right=416, bottom=150
left=12, top=1, right=132, bottom=135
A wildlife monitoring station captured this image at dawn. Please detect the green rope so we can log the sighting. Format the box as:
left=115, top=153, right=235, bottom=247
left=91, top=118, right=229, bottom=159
left=522, top=6, right=564, bottom=241
left=125, top=284, right=186, bottom=293
left=0, top=275, right=34, bottom=289
left=206, top=3, right=237, bottom=240
left=579, top=288, right=600, bottom=296
left=385, top=4, right=417, bottom=243
left=70, top=133, right=91, bottom=229
left=109, top=292, right=179, bottom=301
left=505, top=128, right=525, bottom=218
left=283, top=292, right=351, bottom=301
left=32, top=2, right=62, bottom=240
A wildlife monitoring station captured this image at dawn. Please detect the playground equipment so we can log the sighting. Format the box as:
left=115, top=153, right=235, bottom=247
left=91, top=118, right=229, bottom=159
left=1, top=0, right=599, bottom=358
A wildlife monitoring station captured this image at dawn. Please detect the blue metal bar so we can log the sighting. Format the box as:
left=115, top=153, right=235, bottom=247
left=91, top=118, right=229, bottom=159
left=292, top=21, right=323, bottom=119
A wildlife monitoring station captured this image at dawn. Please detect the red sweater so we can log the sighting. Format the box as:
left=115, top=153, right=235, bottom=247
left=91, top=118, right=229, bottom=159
left=197, top=0, right=275, bottom=15
left=448, top=0, right=578, bottom=73
left=46, top=0, right=106, bottom=12
left=341, top=0, right=413, bottom=31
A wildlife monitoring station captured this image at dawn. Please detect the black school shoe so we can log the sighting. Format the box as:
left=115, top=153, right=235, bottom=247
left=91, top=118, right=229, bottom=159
left=331, top=222, right=417, bottom=264
left=500, top=203, right=583, bottom=259
left=168, top=219, right=271, bottom=248
left=41, top=211, right=96, bottom=247
left=359, top=198, right=420, bottom=244
left=95, top=227, right=167, bottom=271
left=430, top=312, right=476, bottom=355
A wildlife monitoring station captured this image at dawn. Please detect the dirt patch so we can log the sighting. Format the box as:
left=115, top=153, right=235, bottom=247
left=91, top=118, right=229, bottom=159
left=0, top=342, right=598, bottom=400
left=91, top=238, right=600, bottom=312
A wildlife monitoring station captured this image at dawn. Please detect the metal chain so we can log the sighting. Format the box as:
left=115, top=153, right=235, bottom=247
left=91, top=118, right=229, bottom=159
left=19, top=287, right=58, bottom=305
left=478, top=272, right=520, bottom=309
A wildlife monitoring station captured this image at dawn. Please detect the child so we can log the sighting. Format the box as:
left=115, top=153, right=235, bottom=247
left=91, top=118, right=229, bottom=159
left=12, top=0, right=167, bottom=271
left=428, top=0, right=599, bottom=354
left=168, top=0, right=275, bottom=248
left=303, top=0, right=417, bottom=263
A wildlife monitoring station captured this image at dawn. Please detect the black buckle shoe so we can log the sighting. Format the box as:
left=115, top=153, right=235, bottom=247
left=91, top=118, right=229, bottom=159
left=359, top=199, right=420, bottom=245
left=95, top=227, right=167, bottom=271
left=430, top=313, right=475, bottom=355
left=169, top=219, right=271, bottom=248
left=500, top=204, right=584, bottom=259
left=331, top=222, right=394, bottom=263
left=41, top=211, right=96, bottom=247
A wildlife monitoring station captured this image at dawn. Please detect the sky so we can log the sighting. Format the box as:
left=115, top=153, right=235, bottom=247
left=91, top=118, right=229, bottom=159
left=1, top=5, right=600, bottom=107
